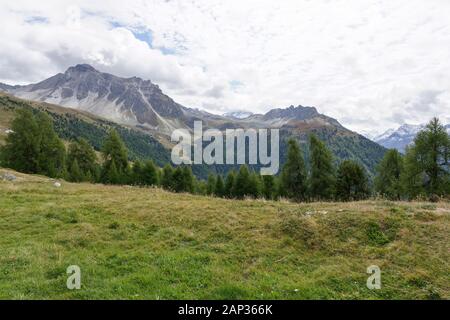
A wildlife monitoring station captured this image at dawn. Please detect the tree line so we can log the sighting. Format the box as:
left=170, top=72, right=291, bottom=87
left=374, top=118, right=450, bottom=200
left=1, top=109, right=448, bottom=201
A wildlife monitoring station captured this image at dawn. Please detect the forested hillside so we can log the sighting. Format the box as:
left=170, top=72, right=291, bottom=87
left=0, top=94, right=171, bottom=167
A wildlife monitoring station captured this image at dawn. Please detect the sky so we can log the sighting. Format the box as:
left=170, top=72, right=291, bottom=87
left=1, top=0, right=449, bottom=136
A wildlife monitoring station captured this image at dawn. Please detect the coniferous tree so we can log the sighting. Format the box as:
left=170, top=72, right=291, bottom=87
left=142, top=160, right=158, bottom=186
left=132, top=160, right=144, bottom=185
left=101, top=129, right=128, bottom=184
left=280, top=139, right=307, bottom=201
left=247, top=171, right=261, bottom=199
left=309, top=134, right=335, bottom=200
left=1, top=110, right=66, bottom=178
left=182, top=166, right=195, bottom=193
left=105, top=160, right=120, bottom=184
left=214, top=175, right=225, bottom=198
left=375, top=149, right=404, bottom=200
left=402, top=118, right=450, bottom=197
left=67, top=138, right=97, bottom=181
left=224, top=170, right=236, bottom=198
left=36, top=113, right=66, bottom=178
left=400, top=146, right=426, bottom=198
left=1, top=109, right=40, bottom=173
left=232, top=165, right=252, bottom=199
left=206, top=174, right=216, bottom=196
left=69, top=159, right=83, bottom=182
left=336, top=160, right=370, bottom=201
left=161, top=164, right=174, bottom=190
left=172, top=167, right=184, bottom=192
left=262, top=175, right=275, bottom=200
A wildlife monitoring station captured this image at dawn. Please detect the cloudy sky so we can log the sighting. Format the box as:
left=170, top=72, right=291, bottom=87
left=1, top=0, right=449, bottom=136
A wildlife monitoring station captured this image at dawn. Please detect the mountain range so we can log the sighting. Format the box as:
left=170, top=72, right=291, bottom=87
left=0, top=64, right=387, bottom=176
left=374, top=123, right=450, bottom=153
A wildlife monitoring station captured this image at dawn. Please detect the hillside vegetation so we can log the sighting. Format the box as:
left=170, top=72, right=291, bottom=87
left=0, top=93, right=171, bottom=166
left=0, top=169, right=448, bottom=299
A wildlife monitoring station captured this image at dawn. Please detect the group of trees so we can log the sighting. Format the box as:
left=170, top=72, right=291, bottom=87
left=374, top=118, right=450, bottom=200
left=0, top=109, right=193, bottom=189
left=2, top=109, right=448, bottom=202
left=201, top=135, right=370, bottom=201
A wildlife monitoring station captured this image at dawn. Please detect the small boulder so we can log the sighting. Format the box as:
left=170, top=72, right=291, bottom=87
left=2, top=173, right=17, bottom=181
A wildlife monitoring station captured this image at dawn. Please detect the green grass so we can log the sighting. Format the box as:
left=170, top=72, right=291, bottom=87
left=0, top=169, right=449, bottom=300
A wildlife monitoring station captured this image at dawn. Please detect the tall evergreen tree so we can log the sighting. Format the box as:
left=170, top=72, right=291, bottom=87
left=182, top=166, right=195, bottom=193
left=232, top=165, right=252, bottom=199
left=336, top=160, right=370, bottom=201
left=142, top=160, right=158, bottom=186
left=101, top=129, right=128, bottom=184
left=132, top=160, right=144, bottom=185
left=206, top=174, right=216, bottom=195
left=280, top=139, right=307, bottom=201
left=375, top=149, right=404, bottom=200
left=69, top=159, right=83, bottom=182
left=247, top=171, right=262, bottom=199
left=309, top=134, right=335, bottom=200
left=224, top=170, right=236, bottom=198
left=262, top=175, right=275, bottom=200
left=36, top=112, right=66, bottom=178
left=1, top=110, right=66, bottom=178
left=214, top=175, right=225, bottom=198
left=404, top=118, right=450, bottom=197
left=400, top=146, right=426, bottom=198
left=104, top=160, right=120, bottom=184
left=0, top=109, right=40, bottom=173
left=172, top=167, right=184, bottom=192
left=67, top=138, right=97, bottom=182
left=161, top=164, right=174, bottom=190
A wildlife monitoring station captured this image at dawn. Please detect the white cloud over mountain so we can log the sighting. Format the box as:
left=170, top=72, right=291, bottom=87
left=1, top=0, right=449, bottom=134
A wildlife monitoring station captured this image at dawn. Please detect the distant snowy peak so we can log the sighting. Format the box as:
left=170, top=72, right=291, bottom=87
left=223, top=111, right=254, bottom=119
left=375, top=123, right=449, bottom=153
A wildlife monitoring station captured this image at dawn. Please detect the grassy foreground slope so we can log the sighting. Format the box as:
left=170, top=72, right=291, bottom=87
left=0, top=169, right=448, bottom=300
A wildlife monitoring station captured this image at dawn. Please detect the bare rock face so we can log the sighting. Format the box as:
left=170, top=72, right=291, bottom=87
left=1, top=64, right=188, bottom=134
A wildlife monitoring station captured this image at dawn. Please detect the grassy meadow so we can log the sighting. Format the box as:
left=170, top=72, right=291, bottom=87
left=0, top=168, right=448, bottom=300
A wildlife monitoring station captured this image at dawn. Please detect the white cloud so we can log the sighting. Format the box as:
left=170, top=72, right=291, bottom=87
left=1, top=0, right=449, bottom=134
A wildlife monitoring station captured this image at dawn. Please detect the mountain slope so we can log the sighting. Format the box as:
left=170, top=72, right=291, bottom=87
left=0, top=64, right=387, bottom=175
left=0, top=93, right=171, bottom=166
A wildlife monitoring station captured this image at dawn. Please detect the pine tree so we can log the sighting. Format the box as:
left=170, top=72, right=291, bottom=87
left=214, top=175, right=225, bottom=197
left=132, top=160, right=144, bottom=185
left=206, top=174, right=216, bottom=195
left=375, top=149, right=404, bottom=200
left=232, top=165, right=252, bottom=199
left=336, top=160, right=370, bottom=201
left=182, top=166, right=195, bottom=193
left=224, top=170, right=236, bottom=198
left=101, top=129, right=128, bottom=183
left=105, top=160, right=120, bottom=185
left=161, top=164, right=174, bottom=190
left=36, top=112, right=66, bottom=178
left=400, top=146, right=426, bottom=199
left=172, top=167, right=184, bottom=192
left=1, top=109, right=40, bottom=173
left=262, top=175, right=275, bottom=200
left=309, top=134, right=335, bottom=200
left=280, top=139, right=307, bottom=201
left=69, top=159, right=83, bottom=182
left=142, top=160, right=158, bottom=186
left=67, top=138, right=97, bottom=181
left=407, top=118, right=450, bottom=197
left=247, top=171, right=261, bottom=199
